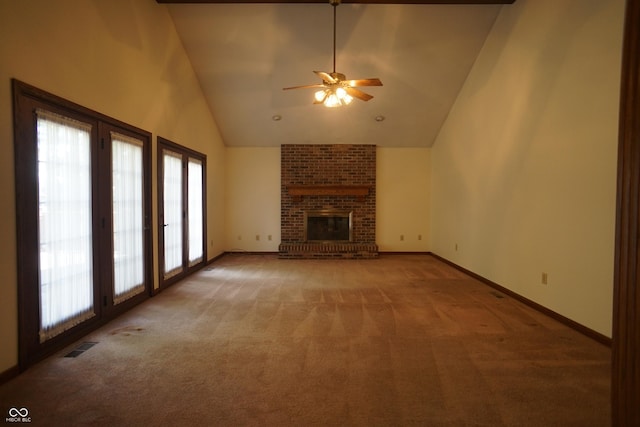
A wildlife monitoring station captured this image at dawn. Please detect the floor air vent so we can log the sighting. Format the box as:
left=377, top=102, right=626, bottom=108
left=64, top=342, right=98, bottom=358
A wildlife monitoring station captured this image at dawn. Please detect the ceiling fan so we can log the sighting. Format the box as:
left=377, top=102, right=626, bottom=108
left=283, top=0, right=383, bottom=107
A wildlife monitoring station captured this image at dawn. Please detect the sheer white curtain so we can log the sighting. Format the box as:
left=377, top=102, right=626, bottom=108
left=163, top=150, right=183, bottom=278
left=36, top=109, right=95, bottom=342
left=188, top=158, right=204, bottom=266
left=111, top=132, right=145, bottom=304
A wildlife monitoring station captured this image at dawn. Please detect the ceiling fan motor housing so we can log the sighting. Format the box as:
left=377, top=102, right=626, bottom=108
left=326, top=72, right=346, bottom=84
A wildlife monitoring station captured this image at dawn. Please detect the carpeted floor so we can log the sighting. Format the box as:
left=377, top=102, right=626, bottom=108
left=0, top=254, right=610, bottom=426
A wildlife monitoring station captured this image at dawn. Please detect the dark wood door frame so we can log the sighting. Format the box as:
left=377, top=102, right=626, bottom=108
left=613, top=0, right=640, bottom=425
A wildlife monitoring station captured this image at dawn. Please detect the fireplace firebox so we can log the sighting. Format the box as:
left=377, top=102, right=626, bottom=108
left=304, top=210, right=352, bottom=242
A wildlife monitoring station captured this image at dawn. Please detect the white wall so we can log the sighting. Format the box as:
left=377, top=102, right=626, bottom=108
left=0, top=0, right=226, bottom=373
left=430, top=0, right=625, bottom=337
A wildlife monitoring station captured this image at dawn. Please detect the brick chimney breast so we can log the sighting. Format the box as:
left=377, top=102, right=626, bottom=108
left=279, top=144, right=378, bottom=259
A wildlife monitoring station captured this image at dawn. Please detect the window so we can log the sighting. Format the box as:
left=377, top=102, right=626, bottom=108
left=36, top=109, right=95, bottom=342
left=13, top=80, right=152, bottom=368
left=188, top=158, right=205, bottom=266
left=111, top=132, right=146, bottom=304
left=157, top=137, right=206, bottom=288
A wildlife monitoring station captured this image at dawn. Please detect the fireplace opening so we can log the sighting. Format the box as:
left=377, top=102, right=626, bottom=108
left=304, top=210, right=353, bottom=242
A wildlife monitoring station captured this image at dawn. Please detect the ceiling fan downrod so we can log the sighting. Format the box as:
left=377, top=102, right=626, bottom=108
left=331, top=0, right=340, bottom=74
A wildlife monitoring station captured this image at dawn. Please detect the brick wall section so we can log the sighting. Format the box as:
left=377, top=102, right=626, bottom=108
left=280, top=144, right=377, bottom=258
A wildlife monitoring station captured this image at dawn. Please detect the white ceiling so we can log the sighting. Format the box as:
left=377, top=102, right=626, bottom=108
left=165, top=3, right=504, bottom=147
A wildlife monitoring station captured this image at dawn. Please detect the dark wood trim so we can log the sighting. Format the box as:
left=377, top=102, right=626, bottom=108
left=613, top=0, right=640, bottom=424
left=157, top=1, right=515, bottom=4
left=378, top=251, right=431, bottom=256
left=157, top=136, right=208, bottom=290
left=0, top=365, right=20, bottom=385
left=207, top=251, right=228, bottom=264
left=153, top=254, right=226, bottom=296
left=224, top=251, right=279, bottom=255
left=430, top=253, right=612, bottom=347
left=12, top=79, right=154, bottom=371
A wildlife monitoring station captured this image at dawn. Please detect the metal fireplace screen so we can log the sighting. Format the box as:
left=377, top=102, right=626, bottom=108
left=304, top=210, right=353, bottom=242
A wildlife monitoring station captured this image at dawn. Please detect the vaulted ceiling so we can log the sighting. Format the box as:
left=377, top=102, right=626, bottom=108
left=159, top=1, right=515, bottom=147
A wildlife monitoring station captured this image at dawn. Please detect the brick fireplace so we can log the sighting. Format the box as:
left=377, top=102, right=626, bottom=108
left=279, top=144, right=378, bottom=259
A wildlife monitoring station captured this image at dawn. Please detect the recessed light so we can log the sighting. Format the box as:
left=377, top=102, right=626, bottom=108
left=375, top=115, right=385, bottom=122
left=272, top=114, right=282, bottom=121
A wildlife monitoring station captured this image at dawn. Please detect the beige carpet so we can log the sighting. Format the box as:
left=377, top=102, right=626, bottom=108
left=0, top=254, right=610, bottom=426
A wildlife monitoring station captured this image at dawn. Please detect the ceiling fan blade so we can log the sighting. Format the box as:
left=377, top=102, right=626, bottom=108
left=345, top=78, right=383, bottom=87
left=314, top=71, right=338, bottom=84
left=344, top=87, right=373, bottom=102
left=283, top=84, right=326, bottom=91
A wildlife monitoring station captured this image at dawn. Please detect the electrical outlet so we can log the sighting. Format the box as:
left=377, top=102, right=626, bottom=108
left=256, top=235, right=260, bottom=241
left=541, top=272, right=548, bottom=285
left=418, top=234, right=422, bottom=241
left=268, top=235, right=272, bottom=241
left=237, top=235, right=242, bottom=240
left=400, top=234, right=404, bottom=241
left=455, top=243, right=458, bottom=251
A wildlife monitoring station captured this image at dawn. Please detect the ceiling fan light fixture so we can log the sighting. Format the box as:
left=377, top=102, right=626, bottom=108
left=325, top=92, right=341, bottom=108
left=318, top=87, right=353, bottom=108
left=335, top=87, right=352, bottom=103
left=314, top=90, right=327, bottom=103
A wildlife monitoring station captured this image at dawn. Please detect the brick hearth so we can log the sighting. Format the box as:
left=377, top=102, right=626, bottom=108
left=278, top=243, right=379, bottom=259
left=279, top=144, right=378, bottom=259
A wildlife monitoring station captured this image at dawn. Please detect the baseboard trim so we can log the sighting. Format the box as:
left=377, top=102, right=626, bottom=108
left=378, top=251, right=431, bottom=256
left=207, top=251, right=229, bottom=264
left=0, top=364, right=20, bottom=385
left=223, top=251, right=279, bottom=256
left=430, top=253, right=612, bottom=347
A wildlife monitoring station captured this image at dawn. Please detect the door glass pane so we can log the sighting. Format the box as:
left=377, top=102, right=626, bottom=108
left=36, top=109, right=95, bottom=342
left=112, top=132, right=145, bottom=304
left=188, top=158, right=204, bottom=266
left=163, top=150, right=183, bottom=278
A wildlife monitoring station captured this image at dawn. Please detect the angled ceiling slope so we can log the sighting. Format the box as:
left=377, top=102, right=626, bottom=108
left=159, top=0, right=514, bottom=147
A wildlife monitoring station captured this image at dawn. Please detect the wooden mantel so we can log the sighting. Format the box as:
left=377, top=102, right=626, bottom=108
left=287, top=184, right=371, bottom=201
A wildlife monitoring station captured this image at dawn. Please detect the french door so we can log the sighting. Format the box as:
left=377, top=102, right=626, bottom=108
left=13, top=80, right=152, bottom=368
left=158, top=137, right=206, bottom=287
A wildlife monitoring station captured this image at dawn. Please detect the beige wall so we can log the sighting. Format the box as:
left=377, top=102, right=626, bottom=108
left=225, top=147, right=281, bottom=251
left=377, top=147, right=430, bottom=252
left=224, top=146, right=431, bottom=253
left=431, top=0, right=625, bottom=337
left=0, top=0, right=226, bottom=373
